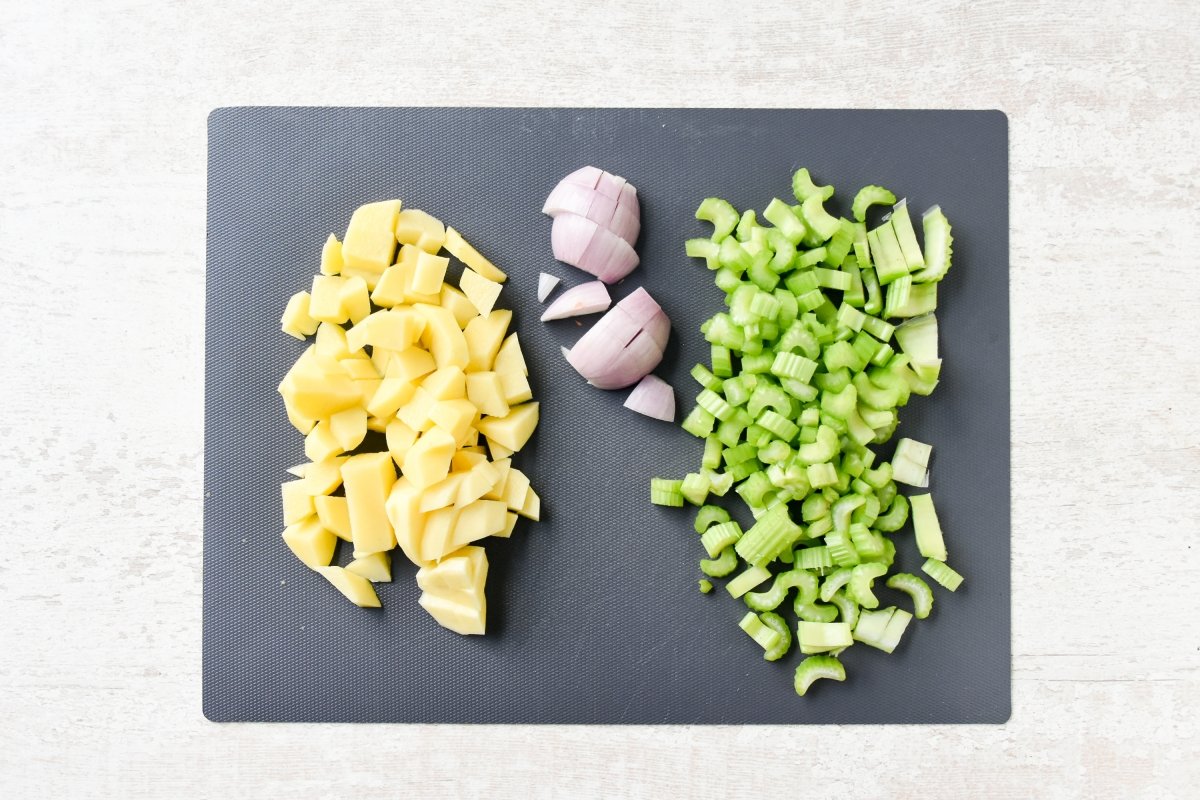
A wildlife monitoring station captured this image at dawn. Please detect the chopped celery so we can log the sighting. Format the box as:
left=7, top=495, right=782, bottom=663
left=763, top=197, right=808, bottom=244
left=851, top=185, right=897, bottom=223
left=922, top=557, right=964, bottom=591
left=886, top=572, right=934, bottom=619
left=701, top=520, right=743, bottom=557
left=738, top=611, right=784, bottom=652
left=691, top=363, right=723, bottom=391
left=699, top=579, right=714, bottom=594
left=882, top=274, right=912, bottom=318
left=910, top=493, right=947, bottom=560
left=694, top=504, right=731, bottom=533
left=700, top=546, right=739, bottom=577
left=735, top=503, right=802, bottom=566
left=888, top=282, right=937, bottom=318
left=818, top=567, right=853, bottom=603
left=727, top=565, right=772, bottom=598
left=847, top=562, right=888, bottom=609
left=681, top=405, right=716, bottom=438
left=744, top=567, right=818, bottom=612
left=824, top=219, right=856, bottom=267
left=696, top=388, right=735, bottom=422
left=877, top=608, right=913, bottom=653
left=792, top=168, right=834, bottom=203
left=797, top=621, right=852, bottom=653
left=696, top=197, right=739, bottom=241
left=892, top=437, right=932, bottom=486
left=824, top=530, right=860, bottom=566
left=681, top=470, right=711, bottom=506
left=770, top=352, right=818, bottom=383
left=910, top=206, right=953, bottom=283
left=758, top=410, right=799, bottom=441
left=888, top=200, right=926, bottom=271
left=851, top=607, right=894, bottom=648
left=686, top=237, right=721, bottom=269
left=829, top=588, right=860, bottom=628
left=758, top=611, right=793, bottom=661
left=869, top=223, right=908, bottom=285
left=814, top=268, right=851, bottom=291
left=861, top=265, right=883, bottom=316
left=650, top=478, right=684, bottom=507
left=800, top=194, right=841, bottom=241
left=736, top=209, right=759, bottom=242
left=702, top=436, right=724, bottom=471
left=794, top=655, right=846, bottom=696
left=711, top=344, right=733, bottom=377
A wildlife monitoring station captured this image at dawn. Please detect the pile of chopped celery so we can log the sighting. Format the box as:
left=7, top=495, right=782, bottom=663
left=654, top=169, right=965, bottom=697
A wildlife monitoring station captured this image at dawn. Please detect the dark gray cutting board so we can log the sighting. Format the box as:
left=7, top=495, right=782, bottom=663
left=204, top=107, right=1009, bottom=724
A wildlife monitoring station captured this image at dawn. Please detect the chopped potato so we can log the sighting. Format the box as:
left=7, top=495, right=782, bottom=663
left=320, top=234, right=344, bottom=276
left=395, top=209, right=447, bottom=254
left=314, top=566, right=381, bottom=607
left=281, top=291, right=319, bottom=340
left=444, top=227, right=507, bottom=283
left=346, top=551, right=392, bottom=583
left=282, top=517, right=337, bottom=568
left=459, top=268, right=503, bottom=316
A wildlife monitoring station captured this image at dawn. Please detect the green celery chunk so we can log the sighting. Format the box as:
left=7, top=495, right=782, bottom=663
left=698, top=579, right=714, bottom=594
left=763, top=197, right=808, bottom=244
left=861, top=265, right=883, bottom=316
left=800, top=193, right=841, bottom=241
left=727, top=565, right=772, bottom=598
left=792, top=168, right=834, bottom=203
left=686, top=237, right=720, bottom=269
left=681, top=472, right=711, bottom=506
left=889, top=200, right=926, bottom=270
left=814, top=268, right=851, bottom=291
left=829, top=588, right=860, bottom=628
left=851, top=185, right=897, bottom=222
left=696, top=197, right=739, bottom=241
left=888, top=282, right=937, bottom=318
left=806, top=462, right=838, bottom=489
left=847, top=562, right=888, bottom=609
left=700, top=546, right=739, bottom=577
left=691, top=363, right=722, bottom=391
left=711, top=344, right=734, bottom=377
left=734, top=502, right=802, bottom=566
left=702, top=436, right=724, bottom=471
left=743, top=567, right=818, bottom=612
left=798, top=621, right=853, bottom=653
left=794, top=655, right=846, bottom=696
left=910, top=206, right=953, bottom=283
left=681, top=405, right=716, bottom=438
left=736, top=209, right=759, bottom=242
left=758, top=611, right=793, bottom=661
left=910, top=493, right=947, bottom=560
left=882, top=274, right=913, bottom=318
left=700, top=519, right=743, bottom=557
left=694, top=503, right=731, bottom=533
left=795, top=601, right=839, bottom=623
left=869, top=223, right=908, bottom=285
left=892, top=437, right=932, bottom=486
left=650, top=478, right=684, bottom=507
left=852, top=607, right=895, bottom=648
left=819, top=567, right=854, bottom=603
left=922, top=557, right=964, bottom=591
left=886, top=572, right=934, bottom=619
left=796, top=545, right=834, bottom=572
left=738, top=611, right=784, bottom=652
left=877, top=608, right=913, bottom=653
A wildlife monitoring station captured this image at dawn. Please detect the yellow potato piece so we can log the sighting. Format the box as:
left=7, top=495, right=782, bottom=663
left=287, top=405, right=317, bottom=436
left=304, top=420, right=342, bottom=462
left=459, top=267, right=503, bottom=316
left=421, top=366, right=467, bottom=401
left=496, top=511, right=519, bottom=539
left=518, top=486, right=541, bottom=521
left=455, top=460, right=500, bottom=507
left=465, top=371, right=510, bottom=418
left=385, top=477, right=428, bottom=567
left=346, top=551, right=392, bottom=583
left=314, top=322, right=349, bottom=359
left=497, top=366, right=534, bottom=405
left=414, top=304, right=469, bottom=370
left=385, top=347, right=436, bottom=384
left=420, top=505, right=461, bottom=563
left=475, top=402, right=539, bottom=454
left=444, top=226, right=507, bottom=283
left=370, top=263, right=408, bottom=308
left=340, top=275, right=371, bottom=324
left=463, top=310, right=512, bottom=372
left=416, top=546, right=487, bottom=594
left=347, top=309, right=427, bottom=353
left=280, top=349, right=361, bottom=420
left=395, top=209, right=447, bottom=254
left=282, top=517, right=337, bottom=568
left=314, top=566, right=381, bottom=608
left=281, top=479, right=316, bottom=525
left=396, top=385, right=437, bottom=432
left=314, top=494, right=352, bottom=541
left=429, top=398, right=478, bottom=444
left=445, top=499, right=508, bottom=553
left=451, top=450, right=489, bottom=472
left=402, top=427, right=457, bottom=489
left=339, top=358, right=379, bottom=381
left=304, top=457, right=348, bottom=495
left=342, top=199, right=401, bottom=280
left=366, top=377, right=417, bottom=420
left=418, top=591, right=486, bottom=635
left=440, top=284, right=479, bottom=328
left=486, top=437, right=514, bottom=460
left=328, top=407, right=367, bottom=452
left=419, top=472, right=467, bottom=513
left=411, top=250, right=450, bottom=296
left=494, top=332, right=528, bottom=376
left=281, top=291, right=319, bottom=340
left=342, top=452, right=397, bottom=557
left=501, top=467, right=531, bottom=512
left=309, top=275, right=350, bottom=324
left=321, top=233, right=344, bottom=276
left=385, top=418, right=419, bottom=467
left=483, top=458, right=512, bottom=501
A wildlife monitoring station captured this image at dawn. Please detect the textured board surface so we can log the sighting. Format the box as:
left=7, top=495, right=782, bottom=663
left=204, top=107, right=1009, bottom=724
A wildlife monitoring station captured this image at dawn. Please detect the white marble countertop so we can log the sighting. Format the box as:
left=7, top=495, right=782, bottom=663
left=1, top=0, right=1196, bottom=797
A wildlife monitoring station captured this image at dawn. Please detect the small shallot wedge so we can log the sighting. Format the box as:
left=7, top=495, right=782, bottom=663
left=624, top=374, right=675, bottom=421
left=540, top=281, right=611, bottom=321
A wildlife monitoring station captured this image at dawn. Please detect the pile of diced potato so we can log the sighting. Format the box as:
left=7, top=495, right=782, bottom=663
left=277, top=200, right=540, bottom=635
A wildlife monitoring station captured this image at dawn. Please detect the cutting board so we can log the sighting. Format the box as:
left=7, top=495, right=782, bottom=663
left=204, top=107, right=1009, bottom=723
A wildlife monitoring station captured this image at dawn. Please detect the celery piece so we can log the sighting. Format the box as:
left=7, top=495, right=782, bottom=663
left=798, top=621, right=853, bottom=653
left=703, top=312, right=745, bottom=351
left=861, top=315, right=895, bottom=342
left=850, top=494, right=880, bottom=527
left=886, top=572, right=934, bottom=619
left=797, top=247, right=828, bottom=269
left=853, top=221, right=871, bottom=266
left=801, top=494, right=830, bottom=522
left=723, top=442, right=758, bottom=467
left=910, top=493, right=947, bottom=561
left=882, top=274, right=913, bottom=319
left=739, top=611, right=784, bottom=653
left=922, top=557, right=964, bottom=591
left=870, top=223, right=909, bottom=285
left=861, top=462, right=892, bottom=490
left=876, top=608, right=913, bottom=653
left=819, top=567, right=854, bottom=603
left=831, top=495, right=865, bottom=535
left=796, top=425, right=838, bottom=465
left=758, top=410, right=799, bottom=442
left=836, top=303, right=867, bottom=332
left=700, top=546, right=739, bottom=577
left=744, top=424, right=772, bottom=448
left=748, top=290, right=781, bottom=320
left=888, top=282, right=938, bottom=318
left=747, top=257, right=780, bottom=292
left=853, top=373, right=900, bottom=411
left=850, top=524, right=884, bottom=560
left=722, top=376, right=750, bottom=407
left=861, top=265, right=883, bottom=316
left=711, top=344, right=733, bottom=377
left=877, top=479, right=897, bottom=510
left=758, top=439, right=791, bottom=465
left=851, top=331, right=882, bottom=365
left=758, top=611, right=793, bottom=661
left=735, top=470, right=773, bottom=507
left=691, top=363, right=723, bottom=391
left=794, top=655, right=846, bottom=696
left=781, top=378, right=819, bottom=403
left=703, top=469, right=734, bottom=496
left=813, top=268, right=851, bottom=292
left=716, top=417, right=749, bottom=448
left=847, top=562, right=888, bottom=609
left=714, top=266, right=742, bottom=292
left=799, top=407, right=820, bottom=427
left=870, top=341, right=895, bottom=367
left=806, top=462, right=838, bottom=489
left=741, top=353, right=773, bottom=374
left=813, top=368, right=851, bottom=393
left=700, top=519, right=743, bottom=557
left=795, top=601, right=839, bottom=623
left=773, top=288, right=799, bottom=324
left=770, top=352, right=818, bottom=383
left=686, top=237, right=721, bottom=270
left=874, top=493, right=909, bottom=532
left=892, top=437, right=932, bottom=486
left=824, top=530, right=860, bottom=566
left=851, top=185, right=897, bottom=223
left=719, top=237, right=753, bottom=273
left=681, top=472, right=711, bottom=506
left=910, top=206, right=953, bottom=283
left=888, top=200, right=926, bottom=271
left=852, top=607, right=894, bottom=648
left=796, top=545, right=834, bottom=572
left=744, top=567, right=818, bottom=612
left=727, top=458, right=760, bottom=483
left=792, top=168, right=834, bottom=203
left=794, top=288, right=826, bottom=313
left=727, top=565, right=772, bottom=598
left=696, top=197, right=739, bottom=241
left=824, top=219, right=856, bottom=267
left=829, top=588, right=860, bottom=628
left=821, top=383, right=858, bottom=421
left=763, top=197, right=808, bottom=244
left=698, top=579, right=714, bottom=594
left=785, top=268, right=820, bottom=296
left=702, top=436, right=724, bottom=472
left=736, top=209, right=758, bottom=242
left=735, top=502, right=802, bottom=566
left=879, top=537, right=897, bottom=568
left=650, top=478, right=684, bottom=507
left=747, top=382, right=791, bottom=416
left=696, top=388, right=735, bottom=422
left=841, top=257, right=866, bottom=308
left=681, top=405, right=716, bottom=438
left=768, top=230, right=797, bottom=272
left=694, top=504, right=731, bottom=533
left=800, top=193, right=841, bottom=242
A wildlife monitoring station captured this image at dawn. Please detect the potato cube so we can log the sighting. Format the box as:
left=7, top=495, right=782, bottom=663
left=366, top=377, right=416, bottom=420
left=416, top=546, right=487, bottom=595
left=320, top=233, right=343, bottom=276
left=342, top=452, right=397, bottom=557
left=281, top=291, right=319, bottom=340
left=314, top=494, right=352, bottom=541
left=418, top=590, right=485, bottom=635
left=494, top=332, right=528, bottom=376
left=446, top=499, right=508, bottom=552
left=342, top=199, right=401, bottom=279
left=310, top=275, right=349, bottom=324
left=475, top=402, right=539, bottom=454
left=451, top=450, right=489, bottom=472
left=419, top=472, right=467, bottom=513
left=440, top=284, right=479, bottom=328
left=329, top=406, right=367, bottom=452
left=396, top=386, right=437, bottom=432
left=280, top=350, right=361, bottom=419
left=357, top=379, right=383, bottom=408
left=281, top=479, right=316, bottom=525
left=486, top=437, right=514, bottom=460
left=340, top=275, right=371, bottom=324
left=347, top=309, right=426, bottom=353
left=401, top=427, right=456, bottom=489
left=466, top=371, right=510, bottom=418
left=414, top=304, right=469, bottom=370
left=459, top=267, right=503, bottom=316
left=411, top=250, right=450, bottom=296
left=385, top=347, right=436, bottom=384
left=339, top=358, right=379, bottom=381
left=287, top=405, right=317, bottom=435
left=304, top=457, right=348, bottom=494
left=385, top=419, right=419, bottom=466
left=282, top=517, right=337, bottom=568
left=395, top=208, right=447, bottom=254
left=313, top=566, right=381, bottom=608
left=496, top=511, right=519, bottom=539
left=429, top=398, right=478, bottom=444
left=314, top=321, right=349, bottom=359
left=346, top=551, right=392, bottom=583
left=370, top=263, right=408, bottom=308
left=455, top=460, right=499, bottom=506
left=444, top=227, right=507, bottom=283
left=498, top=367, right=533, bottom=405
left=518, top=486, right=541, bottom=521
left=483, top=458, right=512, bottom=501
left=385, top=478, right=428, bottom=567
left=304, top=420, right=342, bottom=462
left=421, top=366, right=466, bottom=401
left=420, top=505, right=460, bottom=562
left=501, top=467, right=531, bottom=512
left=463, top=310, right=512, bottom=372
